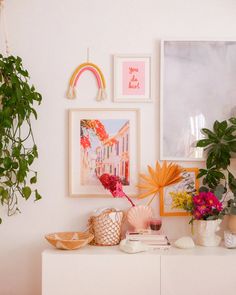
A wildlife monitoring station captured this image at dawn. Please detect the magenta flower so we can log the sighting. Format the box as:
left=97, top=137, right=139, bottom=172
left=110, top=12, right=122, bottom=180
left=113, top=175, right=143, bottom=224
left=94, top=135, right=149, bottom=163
left=193, top=209, right=203, bottom=220
left=99, top=173, right=135, bottom=207
left=193, top=194, right=204, bottom=205
left=215, top=202, right=223, bottom=212
left=198, top=204, right=209, bottom=215
left=191, top=191, right=224, bottom=220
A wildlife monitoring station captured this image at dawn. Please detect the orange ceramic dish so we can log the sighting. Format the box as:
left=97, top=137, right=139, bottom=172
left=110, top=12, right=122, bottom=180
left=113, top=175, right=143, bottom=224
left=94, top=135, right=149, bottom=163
left=45, top=231, right=94, bottom=250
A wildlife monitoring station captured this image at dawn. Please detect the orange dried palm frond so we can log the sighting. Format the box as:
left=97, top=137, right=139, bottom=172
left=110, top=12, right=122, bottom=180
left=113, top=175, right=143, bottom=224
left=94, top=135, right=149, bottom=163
left=137, top=161, right=183, bottom=199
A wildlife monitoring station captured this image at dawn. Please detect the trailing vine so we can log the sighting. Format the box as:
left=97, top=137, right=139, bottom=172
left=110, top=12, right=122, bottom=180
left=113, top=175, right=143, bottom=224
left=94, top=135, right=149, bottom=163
left=0, top=54, right=42, bottom=223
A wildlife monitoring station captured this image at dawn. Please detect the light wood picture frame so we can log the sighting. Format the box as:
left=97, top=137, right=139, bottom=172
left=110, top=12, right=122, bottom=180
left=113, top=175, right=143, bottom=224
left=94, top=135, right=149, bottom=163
left=160, top=168, right=199, bottom=217
left=113, top=55, right=152, bottom=102
left=160, top=40, right=236, bottom=161
left=68, top=108, right=140, bottom=197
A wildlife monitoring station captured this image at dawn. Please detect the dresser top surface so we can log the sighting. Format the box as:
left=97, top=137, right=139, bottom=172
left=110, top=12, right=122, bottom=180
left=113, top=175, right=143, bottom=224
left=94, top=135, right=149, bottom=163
left=42, top=244, right=236, bottom=256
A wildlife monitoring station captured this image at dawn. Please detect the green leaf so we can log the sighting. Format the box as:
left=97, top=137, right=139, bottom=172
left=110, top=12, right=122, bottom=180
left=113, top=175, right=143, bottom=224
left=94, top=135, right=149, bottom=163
left=214, top=184, right=226, bottom=200
left=206, top=152, right=215, bottom=169
left=32, top=145, right=38, bottom=158
left=30, top=176, right=37, bottom=184
left=35, top=190, right=42, bottom=201
left=229, top=117, right=236, bottom=125
left=201, top=128, right=218, bottom=140
left=196, top=139, right=213, bottom=147
left=22, top=186, right=31, bottom=200
left=3, top=157, right=11, bottom=169
left=213, top=120, right=220, bottom=134
left=199, top=186, right=209, bottom=193
left=12, top=162, right=19, bottom=169
left=228, top=141, right=236, bottom=152
left=197, top=169, right=207, bottom=179
left=28, top=154, right=34, bottom=165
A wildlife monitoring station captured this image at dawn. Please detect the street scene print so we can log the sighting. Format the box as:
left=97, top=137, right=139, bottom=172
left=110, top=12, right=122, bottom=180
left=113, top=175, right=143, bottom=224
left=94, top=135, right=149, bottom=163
left=80, top=119, right=130, bottom=186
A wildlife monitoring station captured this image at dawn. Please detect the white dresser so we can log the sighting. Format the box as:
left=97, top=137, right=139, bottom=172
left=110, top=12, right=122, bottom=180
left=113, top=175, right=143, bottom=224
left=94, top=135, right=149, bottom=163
left=42, top=245, right=236, bottom=295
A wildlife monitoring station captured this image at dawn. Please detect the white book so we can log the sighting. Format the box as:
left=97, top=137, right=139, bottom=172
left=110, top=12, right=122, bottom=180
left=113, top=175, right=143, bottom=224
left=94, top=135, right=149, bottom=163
left=126, top=232, right=167, bottom=242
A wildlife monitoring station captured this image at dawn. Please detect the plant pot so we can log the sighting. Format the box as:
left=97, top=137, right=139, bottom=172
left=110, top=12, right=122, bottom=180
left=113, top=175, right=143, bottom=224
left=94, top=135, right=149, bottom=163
left=194, top=219, right=222, bottom=247
left=228, top=214, right=236, bottom=234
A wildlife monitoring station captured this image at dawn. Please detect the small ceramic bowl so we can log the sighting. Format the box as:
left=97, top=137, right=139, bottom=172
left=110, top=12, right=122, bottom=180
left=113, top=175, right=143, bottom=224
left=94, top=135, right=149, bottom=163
left=45, top=231, right=94, bottom=250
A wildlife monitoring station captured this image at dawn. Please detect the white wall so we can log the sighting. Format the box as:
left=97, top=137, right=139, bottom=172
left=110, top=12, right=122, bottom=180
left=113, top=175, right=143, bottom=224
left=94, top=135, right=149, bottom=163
left=0, top=0, right=236, bottom=294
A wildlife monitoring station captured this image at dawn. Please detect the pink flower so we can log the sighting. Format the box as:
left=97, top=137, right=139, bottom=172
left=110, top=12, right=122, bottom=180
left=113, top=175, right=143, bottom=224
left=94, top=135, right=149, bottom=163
left=198, top=204, right=209, bottom=215
left=111, top=182, right=126, bottom=198
left=192, top=191, right=223, bottom=220
left=98, top=173, right=135, bottom=207
left=215, top=202, right=223, bottom=212
left=193, top=194, right=204, bottom=205
left=193, top=209, right=203, bottom=220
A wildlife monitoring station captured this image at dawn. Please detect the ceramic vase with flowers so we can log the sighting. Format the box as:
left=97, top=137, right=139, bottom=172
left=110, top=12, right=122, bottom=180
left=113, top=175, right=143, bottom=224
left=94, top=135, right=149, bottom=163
left=171, top=190, right=224, bottom=247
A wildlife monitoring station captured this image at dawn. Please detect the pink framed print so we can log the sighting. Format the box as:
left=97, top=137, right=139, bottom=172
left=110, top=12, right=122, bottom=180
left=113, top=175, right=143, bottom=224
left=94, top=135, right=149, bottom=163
left=114, top=55, right=152, bottom=102
left=68, top=108, right=140, bottom=197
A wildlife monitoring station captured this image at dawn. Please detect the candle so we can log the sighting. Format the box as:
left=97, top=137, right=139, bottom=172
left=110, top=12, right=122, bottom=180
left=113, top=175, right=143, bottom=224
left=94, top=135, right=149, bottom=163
left=150, top=218, right=162, bottom=231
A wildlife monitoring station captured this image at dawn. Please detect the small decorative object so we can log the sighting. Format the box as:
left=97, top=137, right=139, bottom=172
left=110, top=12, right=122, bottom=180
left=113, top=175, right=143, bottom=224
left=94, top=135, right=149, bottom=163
left=137, top=161, right=183, bottom=206
left=174, top=236, right=195, bottom=249
left=195, top=219, right=222, bottom=247
left=160, top=168, right=199, bottom=216
left=114, top=55, right=152, bottom=102
left=89, top=208, right=123, bottom=246
left=127, top=205, right=152, bottom=231
left=0, top=1, right=42, bottom=223
left=161, top=40, right=236, bottom=160
left=69, top=108, right=140, bottom=197
left=224, top=231, right=236, bottom=249
left=171, top=190, right=224, bottom=246
left=149, top=218, right=162, bottom=231
left=45, top=232, right=94, bottom=250
left=119, top=239, right=148, bottom=254
left=67, top=59, right=107, bottom=101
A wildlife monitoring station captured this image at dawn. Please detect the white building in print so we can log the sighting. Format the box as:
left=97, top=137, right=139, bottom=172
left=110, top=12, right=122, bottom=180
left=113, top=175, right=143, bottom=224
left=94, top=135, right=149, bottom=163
left=95, top=121, right=129, bottom=185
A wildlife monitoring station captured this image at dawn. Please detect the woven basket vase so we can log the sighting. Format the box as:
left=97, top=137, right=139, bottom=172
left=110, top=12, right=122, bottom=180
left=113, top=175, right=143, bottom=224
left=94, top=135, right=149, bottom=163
left=89, top=209, right=123, bottom=246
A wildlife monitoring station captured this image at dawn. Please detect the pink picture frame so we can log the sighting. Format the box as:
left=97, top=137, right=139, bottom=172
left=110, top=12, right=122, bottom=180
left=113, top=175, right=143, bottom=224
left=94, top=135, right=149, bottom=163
left=114, top=55, right=152, bottom=102
left=68, top=108, right=140, bottom=198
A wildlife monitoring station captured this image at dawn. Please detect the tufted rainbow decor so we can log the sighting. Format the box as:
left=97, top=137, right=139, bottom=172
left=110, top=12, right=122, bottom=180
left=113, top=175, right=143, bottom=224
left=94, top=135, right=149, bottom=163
left=67, top=62, right=107, bottom=101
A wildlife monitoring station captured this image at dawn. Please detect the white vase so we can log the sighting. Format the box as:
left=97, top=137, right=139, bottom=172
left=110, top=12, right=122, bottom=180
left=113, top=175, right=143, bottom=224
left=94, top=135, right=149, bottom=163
left=194, top=219, right=222, bottom=247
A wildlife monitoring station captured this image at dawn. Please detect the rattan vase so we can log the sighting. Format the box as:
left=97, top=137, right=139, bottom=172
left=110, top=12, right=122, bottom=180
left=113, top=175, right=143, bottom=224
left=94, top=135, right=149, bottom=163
left=89, top=208, right=123, bottom=246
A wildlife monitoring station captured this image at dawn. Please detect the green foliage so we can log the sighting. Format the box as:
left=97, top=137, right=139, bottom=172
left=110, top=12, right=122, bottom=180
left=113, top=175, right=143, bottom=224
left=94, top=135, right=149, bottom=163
left=196, top=117, right=236, bottom=214
left=0, top=54, right=42, bottom=221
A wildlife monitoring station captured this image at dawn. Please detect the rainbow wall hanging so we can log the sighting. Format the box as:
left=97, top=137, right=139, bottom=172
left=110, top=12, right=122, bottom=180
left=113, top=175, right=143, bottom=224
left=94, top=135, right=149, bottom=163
left=67, top=62, right=107, bottom=101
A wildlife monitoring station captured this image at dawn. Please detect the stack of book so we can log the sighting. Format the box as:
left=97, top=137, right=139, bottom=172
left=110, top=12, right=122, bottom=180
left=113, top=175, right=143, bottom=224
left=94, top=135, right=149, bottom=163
left=126, top=230, right=171, bottom=249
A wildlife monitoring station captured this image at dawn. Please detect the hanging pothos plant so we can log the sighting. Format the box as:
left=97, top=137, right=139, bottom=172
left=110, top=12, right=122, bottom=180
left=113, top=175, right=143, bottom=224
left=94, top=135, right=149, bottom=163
left=0, top=54, right=42, bottom=223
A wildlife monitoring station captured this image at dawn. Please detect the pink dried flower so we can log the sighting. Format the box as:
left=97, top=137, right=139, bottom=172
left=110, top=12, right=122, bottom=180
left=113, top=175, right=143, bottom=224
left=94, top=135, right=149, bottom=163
left=99, top=173, right=135, bottom=207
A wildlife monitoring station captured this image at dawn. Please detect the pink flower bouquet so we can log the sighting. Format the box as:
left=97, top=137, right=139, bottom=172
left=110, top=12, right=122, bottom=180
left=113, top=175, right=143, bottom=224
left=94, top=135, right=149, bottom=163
left=171, top=190, right=224, bottom=222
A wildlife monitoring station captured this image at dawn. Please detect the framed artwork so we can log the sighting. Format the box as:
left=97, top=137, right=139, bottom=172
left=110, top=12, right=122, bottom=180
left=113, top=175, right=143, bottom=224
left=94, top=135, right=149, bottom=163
left=160, top=40, right=236, bottom=161
left=159, top=168, right=199, bottom=217
left=114, top=55, right=152, bottom=102
left=68, top=108, right=140, bottom=197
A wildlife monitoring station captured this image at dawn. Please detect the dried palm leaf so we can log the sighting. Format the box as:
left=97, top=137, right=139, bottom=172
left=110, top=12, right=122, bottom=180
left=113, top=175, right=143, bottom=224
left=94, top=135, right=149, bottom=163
left=137, top=161, right=183, bottom=200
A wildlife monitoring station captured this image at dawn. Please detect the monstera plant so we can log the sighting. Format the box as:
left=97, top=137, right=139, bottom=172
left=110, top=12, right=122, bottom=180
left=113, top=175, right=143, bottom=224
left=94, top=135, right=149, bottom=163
left=196, top=118, right=236, bottom=215
left=0, top=54, right=42, bottom=223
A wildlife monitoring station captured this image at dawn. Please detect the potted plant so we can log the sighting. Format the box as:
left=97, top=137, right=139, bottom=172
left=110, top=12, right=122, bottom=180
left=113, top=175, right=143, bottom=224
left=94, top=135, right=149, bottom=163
left=0, top=54, right=42, bottom=223
left=171, top=190, right=224, bottom=246
left=196, top=118, right=236, bottom=233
